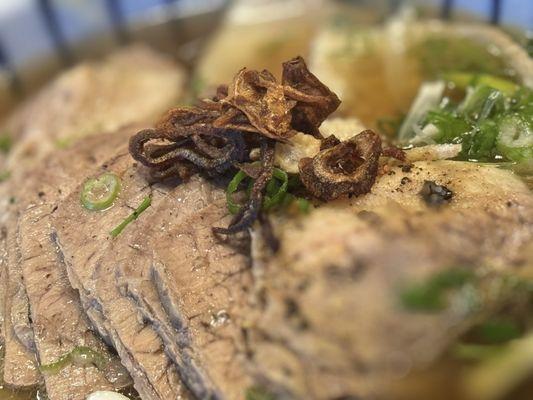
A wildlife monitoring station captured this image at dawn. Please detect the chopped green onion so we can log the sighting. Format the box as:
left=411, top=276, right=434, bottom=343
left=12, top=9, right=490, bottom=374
left=453, top=343, right=505, bottom=361
left=70, top=346, right=108, bottom=370
left=0, top=170, right=10, bottom=182
left=39, top=353, right=71, bottom=375
left=245, top=386, right=276, bottom=400
left=226, top=170, right=249, bottom=214
left=55, top=137, right=74, bottom=149
left=400, top=268, right=475, bottom=312
left=297, top=198, right=310, bottom=213
left=226, top=167, right=299, bottom=214
left=81, top=173, right=121, bottom=211
left=0, top=133, right=12, bottom=153
left=40, top=346, right=108, bottom=375
left=400, top=283, right=444, bottom=311
left=476, top=320, right=522, bottom=344
left=443, top=72, right=519, bottom=96
left=263, top=168, right=288, bottom=210
left=110, top=196, right=152, bottom=238
left=460, top=120, right=500, bottom=161
left=459, top=85, right=505, bottom=122
left=496, top=114, right=533, bottom=163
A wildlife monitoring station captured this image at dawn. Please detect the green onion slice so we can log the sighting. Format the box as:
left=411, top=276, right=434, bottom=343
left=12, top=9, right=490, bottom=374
left=263, top=168, right=288, bottom=210
left=497, top=114, right=533, bottom=162
left=443, top=72, right=519, bottom=96
left=40, top=346, right=108, bottom=375
left=226, top=167, right=307, bottom=215
left=226, top=170, right=249, bottom=215
left=110, top=196, right=152, bottom=238
left=81, top=173, right=121, bottom=211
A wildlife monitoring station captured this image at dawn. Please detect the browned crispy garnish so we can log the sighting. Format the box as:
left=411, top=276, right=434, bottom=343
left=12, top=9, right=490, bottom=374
left=382, top=145, right=406, bottom=161
left=282, top=56, right=341, bottom=138
left=298, top=130, right=382, bottom=201
left=220, top=69, right=297, bottom=141
left=129, top=126, right=246, bottom=180
left=128, top=57, right=342, bottom=234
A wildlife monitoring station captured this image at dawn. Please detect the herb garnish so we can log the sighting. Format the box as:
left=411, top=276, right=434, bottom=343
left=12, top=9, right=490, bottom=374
left=400, top=268, right=475, bottom=312
left=245, top=386, right=276, bottom=400
left=0, top=170, right=10, bottom=182
left=40, top=346, right=108, bottom=375
left=110, top=196, right=152, bottom=238
left=400, top=74, right=532, bottom=163
left=0, top=133, right=12, bottom=153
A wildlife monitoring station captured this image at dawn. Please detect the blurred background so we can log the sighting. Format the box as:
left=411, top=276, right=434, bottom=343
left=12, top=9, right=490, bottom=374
left=0, top=0, right=531, bottom=124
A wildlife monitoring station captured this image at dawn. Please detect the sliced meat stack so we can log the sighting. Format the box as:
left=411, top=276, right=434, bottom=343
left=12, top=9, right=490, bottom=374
left=0, top=47, right=532, bottom=400
left=0, top=45, right=187, bottom=400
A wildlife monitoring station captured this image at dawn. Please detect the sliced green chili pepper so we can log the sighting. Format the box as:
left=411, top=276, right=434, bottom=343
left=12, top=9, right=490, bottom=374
left=81, top=173, right=121, bottom=211
left=110, top=196, right=152, bottom=238
left=40, top=346, right=108, bottom=375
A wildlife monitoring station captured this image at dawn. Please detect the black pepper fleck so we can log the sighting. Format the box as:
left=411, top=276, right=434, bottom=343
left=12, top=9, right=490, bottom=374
left=401, top=164, right=412, bottom=173
left=400, top=177, right=411, bottom=185
left=420, top=180, right=453, bottom=207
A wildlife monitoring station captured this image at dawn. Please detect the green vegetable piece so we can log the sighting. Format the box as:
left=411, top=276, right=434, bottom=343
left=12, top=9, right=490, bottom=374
left=0, top=133, right=12, bottom=153
left=477, top=320, right=522, bottom=344
left=429, top=268, right=475, bottom=289
left=40, top=346, right=108, bottom=375
left=263, top=168, right=288, bottom=211
left=297, top=198, right=311, bottom=213
left=461, top=120, right=500, bottom=161
left=0, top=170, right=10, bottom=182
left=39, top=353, right=72, bottom=375
left=400, top=268, right=475, bottom=312
left=226, top=167, right=291, bottom=214
left=81, top=173, right=121, bottom=211
left=453, top=343, right=505, bottom=361
left=245, top=386, right=276, bottom=400
left=426, top=110, right=471, bottom=144
left=496, top=114, right=533, bottom=163
left=459, top=85, right=504, bottom=122
left=400, top=284, right=445, bottom=311
left=70, top=346, right=108, bottom=370
left=444, top=72, right=519, bottom=96
left=110, top=196, right=152, bottom=238
left=226, top=170, right=249, bottom=215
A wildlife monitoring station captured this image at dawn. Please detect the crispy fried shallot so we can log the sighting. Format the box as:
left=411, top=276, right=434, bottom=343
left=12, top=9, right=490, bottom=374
left=282, top=57, right=341, bottom=138
left=299, top=130, right=382, bottom=201
left=129, top=57, right=341, bottom=234
left=129, top=127, right=246, bottom=180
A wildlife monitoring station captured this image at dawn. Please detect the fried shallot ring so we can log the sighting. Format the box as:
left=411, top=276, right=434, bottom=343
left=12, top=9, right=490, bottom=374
left=298, top=130, right=382, bottom=201
left=129, top=128, right=245, bottom=179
